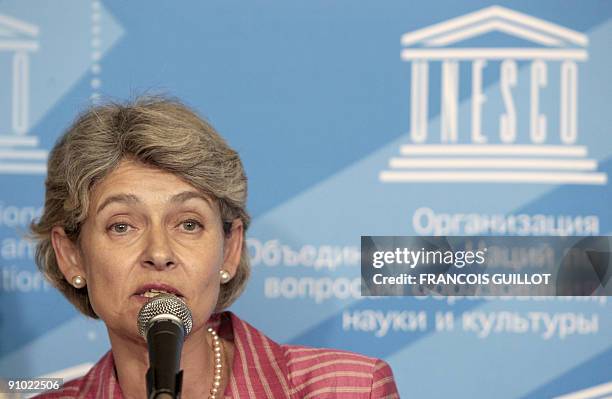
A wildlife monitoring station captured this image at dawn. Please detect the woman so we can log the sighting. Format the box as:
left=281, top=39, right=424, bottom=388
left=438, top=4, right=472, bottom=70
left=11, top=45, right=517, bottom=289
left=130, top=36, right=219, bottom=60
left=31, top=97, right=399, bottom=398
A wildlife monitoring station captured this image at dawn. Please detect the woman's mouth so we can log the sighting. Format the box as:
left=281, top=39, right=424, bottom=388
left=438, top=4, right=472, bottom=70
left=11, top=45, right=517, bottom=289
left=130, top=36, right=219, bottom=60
left=134, top=283, right=184, bottom=299
left=141, top=288, right=175, bottom=298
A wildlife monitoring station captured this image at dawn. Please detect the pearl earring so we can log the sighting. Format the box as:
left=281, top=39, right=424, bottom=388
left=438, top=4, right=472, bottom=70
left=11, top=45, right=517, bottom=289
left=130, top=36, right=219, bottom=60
left=72, top=275, right=86, bottom=288
left=219, top=269, right=231, bottom=284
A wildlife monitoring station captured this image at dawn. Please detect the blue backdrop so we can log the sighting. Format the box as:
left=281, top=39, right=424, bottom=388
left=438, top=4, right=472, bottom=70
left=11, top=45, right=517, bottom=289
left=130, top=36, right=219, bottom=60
left=0, top=1, right=610, bottom=398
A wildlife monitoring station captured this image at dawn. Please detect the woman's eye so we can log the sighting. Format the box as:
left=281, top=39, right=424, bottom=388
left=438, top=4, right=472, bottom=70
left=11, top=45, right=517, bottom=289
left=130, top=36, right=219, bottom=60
left=109, top=223, right=131, bottom=234
left=180, top=219, right=203, bottom=232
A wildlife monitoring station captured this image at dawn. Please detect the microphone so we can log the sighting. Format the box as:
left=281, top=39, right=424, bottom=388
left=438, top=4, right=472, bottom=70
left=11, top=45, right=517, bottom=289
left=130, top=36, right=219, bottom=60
left=137, top=294, right=193, bottom=399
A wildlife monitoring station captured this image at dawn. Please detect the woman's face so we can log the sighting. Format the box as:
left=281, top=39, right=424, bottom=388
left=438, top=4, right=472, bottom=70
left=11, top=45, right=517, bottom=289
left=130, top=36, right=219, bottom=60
left=53, top=159, right=242, bottom=341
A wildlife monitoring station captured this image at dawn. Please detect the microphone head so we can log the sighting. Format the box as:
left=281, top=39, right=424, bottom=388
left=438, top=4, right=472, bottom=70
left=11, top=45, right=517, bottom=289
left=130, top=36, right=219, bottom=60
left=137, top=294, right=193, bottom=338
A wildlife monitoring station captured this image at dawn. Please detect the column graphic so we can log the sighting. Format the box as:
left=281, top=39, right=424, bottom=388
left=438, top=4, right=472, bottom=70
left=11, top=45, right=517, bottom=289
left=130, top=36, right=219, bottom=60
left=0, top=14, right=46, bottom=175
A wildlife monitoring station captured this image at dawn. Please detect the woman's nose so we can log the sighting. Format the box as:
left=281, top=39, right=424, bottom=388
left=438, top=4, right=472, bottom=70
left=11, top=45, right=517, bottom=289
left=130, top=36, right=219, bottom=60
left=141, top=226, right=176, bottom=270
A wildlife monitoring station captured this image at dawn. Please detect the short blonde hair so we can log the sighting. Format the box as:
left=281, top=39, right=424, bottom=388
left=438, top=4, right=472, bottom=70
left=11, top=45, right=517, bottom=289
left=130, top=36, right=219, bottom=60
left=30, top=96, right=250, bottom=318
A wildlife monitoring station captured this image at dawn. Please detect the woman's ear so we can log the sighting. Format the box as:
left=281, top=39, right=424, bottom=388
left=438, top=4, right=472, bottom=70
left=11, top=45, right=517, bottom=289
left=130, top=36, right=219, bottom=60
left=51, top=226, right=85, bottom=283
left=222, top=219, right=243, bottom=277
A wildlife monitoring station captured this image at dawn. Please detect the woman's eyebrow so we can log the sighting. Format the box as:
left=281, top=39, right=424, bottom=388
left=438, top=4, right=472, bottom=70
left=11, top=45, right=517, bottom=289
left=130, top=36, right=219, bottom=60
left=170, top=191, right=212, bottom=206
left=96, top=193, right=140, bottom=215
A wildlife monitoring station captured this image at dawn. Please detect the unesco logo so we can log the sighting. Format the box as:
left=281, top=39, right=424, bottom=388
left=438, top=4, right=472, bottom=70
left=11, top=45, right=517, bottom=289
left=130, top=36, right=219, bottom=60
left=380, top=6, right=607, bottom=185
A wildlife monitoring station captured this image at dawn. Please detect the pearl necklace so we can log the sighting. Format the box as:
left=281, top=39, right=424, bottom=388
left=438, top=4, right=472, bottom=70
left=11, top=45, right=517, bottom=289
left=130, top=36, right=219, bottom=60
left=208, top=327, right=224, bottom=399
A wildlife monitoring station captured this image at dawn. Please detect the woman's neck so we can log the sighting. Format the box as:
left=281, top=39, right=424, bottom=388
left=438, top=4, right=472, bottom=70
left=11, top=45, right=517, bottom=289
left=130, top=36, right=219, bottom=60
left=108, top=324, right=225, bottom=399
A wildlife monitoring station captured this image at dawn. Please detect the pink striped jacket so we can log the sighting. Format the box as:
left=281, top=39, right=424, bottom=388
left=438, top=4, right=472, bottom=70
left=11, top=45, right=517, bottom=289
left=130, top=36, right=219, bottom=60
left=35, top=311, right=399, bottom=398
